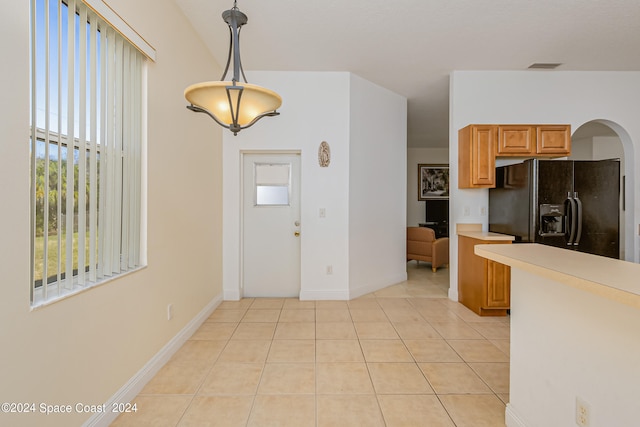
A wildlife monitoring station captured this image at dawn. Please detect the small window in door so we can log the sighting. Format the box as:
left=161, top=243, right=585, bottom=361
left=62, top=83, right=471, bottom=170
left=255, top=163, right=291, bottom=206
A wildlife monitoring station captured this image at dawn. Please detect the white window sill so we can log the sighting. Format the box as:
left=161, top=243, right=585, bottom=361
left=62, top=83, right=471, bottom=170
left=30, top=265, right=147, bottom=311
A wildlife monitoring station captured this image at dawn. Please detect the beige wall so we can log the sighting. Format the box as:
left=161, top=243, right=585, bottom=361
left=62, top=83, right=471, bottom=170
left=0, top=1, right=223, bottom=425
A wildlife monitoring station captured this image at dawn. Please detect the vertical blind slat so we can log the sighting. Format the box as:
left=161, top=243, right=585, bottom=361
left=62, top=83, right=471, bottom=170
left=132, top=54, right=142, bottom=266
left=104, top=27, right=116, bottom=276
left=43, top=0, right=51, bottom=299
left=57, top=0, right=63, bottom=295
left=89, top=11, right=98, bottom=282
left=121, top=43, right=130, bottom=269
left=64, top=0, right=76, bottom=291
left=113, top=34, right=123, bottom=273
left=30, top=0, right=38, bottom=302
left=97, top=24, right=107, bottom=279
left=77, top=4, right=87, bottom=285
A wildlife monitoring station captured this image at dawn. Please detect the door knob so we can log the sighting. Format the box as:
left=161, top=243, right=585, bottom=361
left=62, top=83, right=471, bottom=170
left=294, top=231, right=300, bottom=237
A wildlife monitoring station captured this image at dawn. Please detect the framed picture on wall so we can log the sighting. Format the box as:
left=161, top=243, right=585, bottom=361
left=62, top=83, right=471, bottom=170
left=418, top=164, right=449, bottom=200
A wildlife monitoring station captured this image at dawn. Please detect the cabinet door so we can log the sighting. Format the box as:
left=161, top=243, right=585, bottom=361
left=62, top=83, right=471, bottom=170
left=471, top=125, right=496, bottom=186
left=536, top=125, right=571, bottom=156
left=458, top=236, right=486, bottom=314
left=496, top=125, right=536, bottom=156
left=486, top=260, right=510, bottom=307
left=458, top=125, right=496, bottom=188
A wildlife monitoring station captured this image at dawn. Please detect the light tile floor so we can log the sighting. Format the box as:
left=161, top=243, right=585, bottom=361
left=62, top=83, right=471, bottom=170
left=112, top=262, right=509, bottom=427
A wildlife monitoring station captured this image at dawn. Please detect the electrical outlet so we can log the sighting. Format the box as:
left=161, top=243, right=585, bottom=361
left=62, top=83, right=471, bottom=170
left=480, top=206, right=487, bottom=216
left=463, top=206, right=471, bottom=216
left=167, top=304, right=173, bottom=321
left=326, top=265, right=333, bottom=275
left=576, top=397, right=590, bottom=427
left=319, top=208, right=326, bottom=218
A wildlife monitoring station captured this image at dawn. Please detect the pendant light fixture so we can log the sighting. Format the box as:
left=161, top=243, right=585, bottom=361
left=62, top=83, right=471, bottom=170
left=184, top=1, right=282, bottom=135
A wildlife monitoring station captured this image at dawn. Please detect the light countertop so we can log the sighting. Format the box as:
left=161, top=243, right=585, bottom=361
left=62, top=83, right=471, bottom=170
left=457, top=231, right=515, bottom=241
left=455, top=223, right=515, bottom=241
left=475, top=243, right=640, bottom=310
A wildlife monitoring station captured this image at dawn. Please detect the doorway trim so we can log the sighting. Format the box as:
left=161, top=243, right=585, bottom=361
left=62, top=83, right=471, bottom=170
left=573, top=119, right=636, bottom=262
left=239, top=151, right=302, bottom=297
left=223, top=149, right=300, bottom=300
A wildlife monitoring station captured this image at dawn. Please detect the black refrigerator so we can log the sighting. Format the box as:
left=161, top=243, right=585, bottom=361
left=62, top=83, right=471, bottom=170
left=489, top=159, right=620, bottom=258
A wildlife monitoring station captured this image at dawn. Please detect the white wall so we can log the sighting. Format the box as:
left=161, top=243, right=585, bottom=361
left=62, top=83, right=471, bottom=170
left=0, top=1, right=223, bottom=426
left=449, top=71, right=640, bottom=300
left=569, top=136, right=594, bottom=159
left=507, top=268, right=640, bottom=427
left=407, top=148, right=449, bottom=226
left=348, top=74, right=408, bottom=298
left=593, top=136, right=625, bottom=160
left=222, top=71, right=407, bottom=300
left=222, top=72, right=351, bottom=300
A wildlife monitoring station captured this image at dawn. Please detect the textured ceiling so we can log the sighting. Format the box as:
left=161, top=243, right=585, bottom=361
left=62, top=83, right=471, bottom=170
left=175, top=0, right=640, bottom=147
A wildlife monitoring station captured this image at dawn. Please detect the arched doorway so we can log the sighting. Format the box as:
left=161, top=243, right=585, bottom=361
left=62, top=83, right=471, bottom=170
left=570, top=120, right=635, bottom=261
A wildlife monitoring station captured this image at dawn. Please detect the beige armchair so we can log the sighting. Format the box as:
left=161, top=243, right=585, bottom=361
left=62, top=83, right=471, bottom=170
left=406, top=227, right=449, bottom=272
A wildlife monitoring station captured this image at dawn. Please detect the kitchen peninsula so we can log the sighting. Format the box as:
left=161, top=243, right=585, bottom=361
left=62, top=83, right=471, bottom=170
left=475, top=243, right=640, bottom=427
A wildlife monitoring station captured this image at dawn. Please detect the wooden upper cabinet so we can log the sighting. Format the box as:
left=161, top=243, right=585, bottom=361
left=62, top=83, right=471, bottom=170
left=496, top=125, right=536, bottom=156
left=458, top=123, right=570, bottom=189
left=536, top=125, right=571, bottom=156
left=459, top=125, right=496, bottom=188
left=496, top=124, right=571, bottom=156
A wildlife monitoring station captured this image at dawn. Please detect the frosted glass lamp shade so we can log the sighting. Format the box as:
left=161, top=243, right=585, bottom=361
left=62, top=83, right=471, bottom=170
left=185, top=81, right=282, bottom=128
left=184, top=3, right=281, bottom=134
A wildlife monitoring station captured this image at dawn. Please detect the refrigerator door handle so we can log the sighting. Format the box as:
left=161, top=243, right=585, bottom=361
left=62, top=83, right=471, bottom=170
left=574, top=192, right=583, bottom=246
left=564, top=194, right=577, bottom=245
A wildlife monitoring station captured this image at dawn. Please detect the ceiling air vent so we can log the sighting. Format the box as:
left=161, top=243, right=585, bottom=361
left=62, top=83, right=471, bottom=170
left=528, top=63, right=562, bottom=70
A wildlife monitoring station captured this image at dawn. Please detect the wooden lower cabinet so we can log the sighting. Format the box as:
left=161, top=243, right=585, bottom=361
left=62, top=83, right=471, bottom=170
left=458, top=236, right=511, bottom=316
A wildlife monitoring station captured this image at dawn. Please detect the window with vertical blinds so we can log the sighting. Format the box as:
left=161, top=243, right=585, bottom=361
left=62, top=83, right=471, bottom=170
left=30, top=0, right=144, bottom=306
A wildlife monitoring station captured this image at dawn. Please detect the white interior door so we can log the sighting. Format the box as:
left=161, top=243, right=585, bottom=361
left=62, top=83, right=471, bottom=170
left=242, top=153, right=301, bottom=297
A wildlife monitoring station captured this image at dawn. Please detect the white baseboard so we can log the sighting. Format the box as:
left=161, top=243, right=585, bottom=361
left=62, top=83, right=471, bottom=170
left=349, top=272, right=408, bottom=299
left=299, top=289, right=350, bottom=300
left=448, top=287, right=458, bottom=301
left=82, top=294, right=223, bottom=427
left=505, top=403, right=527, bottom=427
left=299, top=271, right=409, bottom=301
